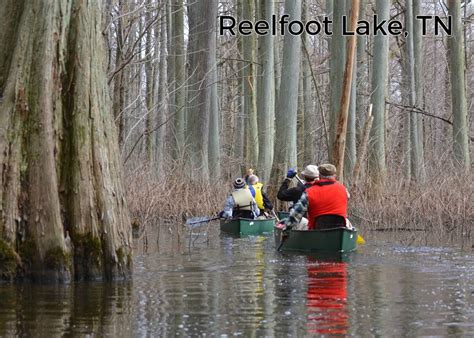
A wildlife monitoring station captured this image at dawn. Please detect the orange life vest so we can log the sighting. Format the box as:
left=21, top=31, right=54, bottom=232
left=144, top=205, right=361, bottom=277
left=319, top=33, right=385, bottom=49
left=306, top=179, right=348, bottom=230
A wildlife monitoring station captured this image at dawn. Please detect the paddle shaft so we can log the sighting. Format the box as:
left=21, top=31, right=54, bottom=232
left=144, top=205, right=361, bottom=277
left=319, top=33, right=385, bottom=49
left=271, top=209, right=280, bottom=222
left=186, top=216, right=220, bottom=225
left=277, top=230, right=290, bottom=251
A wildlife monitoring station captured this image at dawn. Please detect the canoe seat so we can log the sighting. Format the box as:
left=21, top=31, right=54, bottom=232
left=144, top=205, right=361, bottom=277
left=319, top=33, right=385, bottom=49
left=232, top=210, right=255, bottom=219
left=315, top=215, right=346, bottom=229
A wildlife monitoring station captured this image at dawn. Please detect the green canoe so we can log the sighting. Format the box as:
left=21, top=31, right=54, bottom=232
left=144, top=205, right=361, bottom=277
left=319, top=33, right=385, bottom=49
left=274, top=227, right=358, bottom=252
left=220, top=217, right=276, bottom=236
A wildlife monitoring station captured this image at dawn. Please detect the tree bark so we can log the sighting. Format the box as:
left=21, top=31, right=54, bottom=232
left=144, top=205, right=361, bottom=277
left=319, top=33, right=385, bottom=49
left=328, top=0, right=346, bottom=161
left=355, top=0, right=367, bottom=139
left=145, top=0, right=155, bottom=163
left=111, top=0, right=126, bottom=146
left=171, top=0, right=186, bottom=158
left=344, top=0, right=358, bottom=183
left=413, top=0, right=426, bottom=180
left=331, top=0, right=359, bottom=183
left=405, top=0, right=420, bottom=181
left=271, top=0, right=302, bottom=183
left=0, top=0, right=132, bottom=282
left=447, top=0, right=470, bottom=171
left=155, top=2, right=168, bottom=173
left=187, top=0, right=217, bottom=180
left=302, top=16, right=315, bottom=166
left=208, top=11, right=220, bottom=177
left=242, top=0, right=258, bottom=165
left=256, top=0, right=275, bottom=183
left=368, top=0, right=390, bottom=181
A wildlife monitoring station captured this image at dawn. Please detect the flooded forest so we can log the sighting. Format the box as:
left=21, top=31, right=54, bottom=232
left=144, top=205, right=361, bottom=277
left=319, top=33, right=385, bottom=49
left=0, top=0, right=473, bottom=336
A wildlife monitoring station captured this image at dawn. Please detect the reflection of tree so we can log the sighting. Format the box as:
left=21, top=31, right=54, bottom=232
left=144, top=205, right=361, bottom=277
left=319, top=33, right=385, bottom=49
left=70, top=283, right=133, bottom=336
left=0, top=283, right=132, bottom=336
left=306, top=256, right=349, bottom=335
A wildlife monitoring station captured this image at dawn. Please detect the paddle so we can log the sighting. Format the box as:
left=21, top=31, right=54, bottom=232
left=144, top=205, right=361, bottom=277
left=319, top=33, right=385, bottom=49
left=185, top=216, right=220, bottom=228
left=276, top=227, right=291, bottom=251
left=356, top=234, right=366, bottom=245
left=271, top=209, right=280, bottom=222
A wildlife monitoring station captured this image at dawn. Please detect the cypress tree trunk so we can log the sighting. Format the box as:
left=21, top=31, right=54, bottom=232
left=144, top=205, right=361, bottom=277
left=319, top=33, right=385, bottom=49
left=328, top=0, right=346, bottom=160
left=171, top=0, right=186, bottom=159
left=233, top=1, right=245, bottom=163
left=405, top=0, right=422, bottom=181
left=187, top=0, right=217, bottom=180
left=297, top=64, right=305, bottom=167
left=355, top=0, right=367, bottom=138
left=345, top=0, right=358, bottom=182
left=155, top=3, right=168, bottom=173
left=448, top=0, right=470, bottom=171
left=413, top=0, right=426, bottom=180
left=331, top=0, right=359, bottom=182
left=271, top=0, right=301, bottom=181
left=0, top=0, right=132, bottom=282
left=242, top=0, right=258, bottom=165
left=145, top=0, right=155, bottom=163
left=302, top=18, right=315, bottom=166
left=273, top=18, right=281, bottom=115
left=368, top=0, right=390, bottom=181
left=208, top=14, right=220, bottom=177
left=111, top=0, right=126, bottom=146
left=256, top=0, right=275, bottom=183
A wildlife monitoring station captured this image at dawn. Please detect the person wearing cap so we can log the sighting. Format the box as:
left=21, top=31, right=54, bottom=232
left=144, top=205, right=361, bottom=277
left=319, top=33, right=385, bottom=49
left=247, top=174, right=273, bottom=215
left=279, top=164, right=349, bottom=231
left=277, top=165, right=320, bottom=208
left=219, top=178, right=260, bottom=219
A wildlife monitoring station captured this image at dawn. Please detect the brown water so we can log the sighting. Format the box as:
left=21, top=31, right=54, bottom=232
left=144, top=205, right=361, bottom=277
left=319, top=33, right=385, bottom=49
left=1, top=225, right=473, bottom=336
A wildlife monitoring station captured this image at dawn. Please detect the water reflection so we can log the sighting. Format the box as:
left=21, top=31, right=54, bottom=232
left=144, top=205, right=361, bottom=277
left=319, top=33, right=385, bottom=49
left=305, top=255, right=349, bottom=335
left=0, top=282, right=132, bottom=336
left=0, top=229, right=473, bottom=336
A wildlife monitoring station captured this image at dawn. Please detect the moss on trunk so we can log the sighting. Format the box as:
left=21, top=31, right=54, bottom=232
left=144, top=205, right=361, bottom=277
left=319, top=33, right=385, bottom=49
left=0, top=0, right=132, bottom=282
left=0, top=239, right=21, bottom=280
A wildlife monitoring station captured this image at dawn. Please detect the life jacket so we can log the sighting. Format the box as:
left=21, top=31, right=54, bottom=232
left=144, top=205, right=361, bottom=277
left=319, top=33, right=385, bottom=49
left=231, top=188, right=254, bottom=211
left=306, top=179, right=348, bottom=230
left=248, top=182, right=264, bottom=210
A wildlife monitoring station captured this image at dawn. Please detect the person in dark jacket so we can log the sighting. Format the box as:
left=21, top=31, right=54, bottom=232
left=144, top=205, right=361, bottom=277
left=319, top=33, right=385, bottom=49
left=277, top=165, right=319, bottom=207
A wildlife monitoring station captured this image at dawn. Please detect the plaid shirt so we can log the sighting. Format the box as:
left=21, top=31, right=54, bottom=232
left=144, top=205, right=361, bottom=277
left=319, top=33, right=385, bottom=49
left=283, top=192, right=309, bottom=229
left=283, top=182, right=350, bottom=230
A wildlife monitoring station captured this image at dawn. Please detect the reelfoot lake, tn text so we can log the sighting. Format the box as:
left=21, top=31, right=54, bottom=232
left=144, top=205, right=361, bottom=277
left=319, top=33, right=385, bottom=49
left=219, top=14, right=451, bottom=37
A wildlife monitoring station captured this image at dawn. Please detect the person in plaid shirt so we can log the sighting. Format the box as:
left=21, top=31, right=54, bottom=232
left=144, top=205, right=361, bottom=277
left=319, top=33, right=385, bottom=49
left=278, top=164, right=350, bottom=231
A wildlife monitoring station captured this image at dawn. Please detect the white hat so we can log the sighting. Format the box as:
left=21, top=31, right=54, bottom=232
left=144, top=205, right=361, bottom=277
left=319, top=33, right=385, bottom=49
left=301, top=165, right=319, bottom=179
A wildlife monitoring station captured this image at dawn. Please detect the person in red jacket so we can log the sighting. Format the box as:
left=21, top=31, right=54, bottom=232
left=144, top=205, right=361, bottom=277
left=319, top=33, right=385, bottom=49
left=279, top=164, right=350, bottom=231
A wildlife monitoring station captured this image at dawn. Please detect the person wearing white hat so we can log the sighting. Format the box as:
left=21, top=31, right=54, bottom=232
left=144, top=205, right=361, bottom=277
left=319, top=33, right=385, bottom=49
left=277, top=165, right=320, bottom=207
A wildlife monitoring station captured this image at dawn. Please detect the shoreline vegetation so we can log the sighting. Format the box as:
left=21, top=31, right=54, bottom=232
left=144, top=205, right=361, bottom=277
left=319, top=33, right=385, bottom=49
left=126, top=162, right=473, bottom=245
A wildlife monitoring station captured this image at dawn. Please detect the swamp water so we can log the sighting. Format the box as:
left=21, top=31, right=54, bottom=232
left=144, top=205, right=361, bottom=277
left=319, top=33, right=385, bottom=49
left=0, top=225, right=473, bottom=336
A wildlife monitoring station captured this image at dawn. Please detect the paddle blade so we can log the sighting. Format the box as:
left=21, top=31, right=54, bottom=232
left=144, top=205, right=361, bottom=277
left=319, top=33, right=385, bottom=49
left=357, top=235, right=366, bottom=245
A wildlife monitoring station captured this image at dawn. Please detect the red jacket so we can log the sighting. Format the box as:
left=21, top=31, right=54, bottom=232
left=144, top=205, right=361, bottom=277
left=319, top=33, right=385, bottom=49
left=306, top=179, right=348, bottom=229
